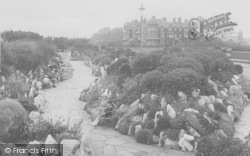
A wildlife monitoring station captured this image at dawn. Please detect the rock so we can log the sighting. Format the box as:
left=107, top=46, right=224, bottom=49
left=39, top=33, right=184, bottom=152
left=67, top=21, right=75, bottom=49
left=178, top=91, right=187, bottom=104
left=208, top=104, right=215, bottom=111
left=165, top=138, right=178, bottom=149
left=198, top=98, right=206, bottom=106
left=151, top=94, right=158, bottom=101
left=141, top=94, right=146, bottom=100
left=135, top=125, right=142, bottom=134
left=161, top=97, right=167, bottom=109
left=209, top=95, right=216, bottom=103
left=29, top=111, right=41, bottom=123
left=167, top=104, right=176, bottom=118
left=220, top=91, right=228, bottom=99
left=184, top=108, right=199, bottom=114
left=215, top=98, right=223, bottom=104
left=60, top=139, right=80, bottom=156
left=45, top=134, right=59, bottom=155
left=129, top=99, right=140, bottom=109
left=192, top=89, right=200, bottom=98
left=178, top=134, right=194, bottom=152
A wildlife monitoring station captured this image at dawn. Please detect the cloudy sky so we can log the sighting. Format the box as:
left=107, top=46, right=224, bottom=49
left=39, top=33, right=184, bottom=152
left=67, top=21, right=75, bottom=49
left=1, top=0, right=249, bottom=38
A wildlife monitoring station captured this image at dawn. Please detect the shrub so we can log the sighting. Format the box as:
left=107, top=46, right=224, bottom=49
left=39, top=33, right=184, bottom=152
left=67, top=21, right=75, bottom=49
left=18, top=97, right=38, bottom=113
left=132, top=54, right=159, bottom=74
left=100, top=57, right=113, bottom=66
left=117, top=122, right=130, bottom=135
left=93, top=54, right=106, bottom=65
left=107, top=57, right=129, bottom=75
left=196, top=134, right=250, bottom=156
left=163, top=56, right=205, bottom=74
left=141, top=70, right=165, bottom=92
left=135, top=108, right=146, bottom=116
left=0, top=99, right=29, bottom=142
left=196, top=113, right=215, bottom=135
left=118, top=63, right=131, bottom=76
left=164, top=68, right=203, bottom=96
left=166, top=129, right=180, bottom=141
left=143, top=119, right=155, bottom=130
left=135, top=129, right=153, bottom=145
left=157, top=117, right=171, bottom=130
left=213, top=102, right=228, bottom=113
left=235, top=64, right=243, bottom=75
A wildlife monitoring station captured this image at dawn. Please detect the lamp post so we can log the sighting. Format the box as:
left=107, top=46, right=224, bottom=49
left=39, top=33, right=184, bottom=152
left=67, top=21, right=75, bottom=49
left=139, top=4, right=145, bottom=52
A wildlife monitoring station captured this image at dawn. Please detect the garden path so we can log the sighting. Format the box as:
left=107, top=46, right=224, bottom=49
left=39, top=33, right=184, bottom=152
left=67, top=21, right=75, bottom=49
left=42, top=60, right=194, bottom=156
left=234, top=63, right=250, bottom=140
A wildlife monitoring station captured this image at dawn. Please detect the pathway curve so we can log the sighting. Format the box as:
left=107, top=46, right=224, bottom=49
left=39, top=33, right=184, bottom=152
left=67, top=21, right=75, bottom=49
left=42, top=61, right=194, bottom=156
left=234, top=63, right=250, bottom=140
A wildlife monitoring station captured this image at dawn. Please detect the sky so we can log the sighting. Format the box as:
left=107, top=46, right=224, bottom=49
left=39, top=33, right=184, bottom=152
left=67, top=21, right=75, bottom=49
left=0, top=0, right=249, bottom=38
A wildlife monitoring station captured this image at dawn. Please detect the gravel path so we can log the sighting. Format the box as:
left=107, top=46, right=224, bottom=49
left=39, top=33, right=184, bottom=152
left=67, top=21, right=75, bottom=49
left=42, top=61, right=194, bottom=156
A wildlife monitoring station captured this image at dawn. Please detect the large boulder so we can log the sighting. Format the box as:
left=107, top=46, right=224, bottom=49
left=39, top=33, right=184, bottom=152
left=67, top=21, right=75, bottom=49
left=0, top=99, right=29, bottom=141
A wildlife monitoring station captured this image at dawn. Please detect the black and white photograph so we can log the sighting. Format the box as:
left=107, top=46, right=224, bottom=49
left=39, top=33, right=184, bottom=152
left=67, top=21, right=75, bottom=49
left=0, top=0, right=250, bottom=155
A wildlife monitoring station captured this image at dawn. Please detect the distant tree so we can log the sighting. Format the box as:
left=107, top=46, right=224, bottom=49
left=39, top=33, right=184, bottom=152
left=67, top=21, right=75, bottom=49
left=3, top=40, right=57, bottom=72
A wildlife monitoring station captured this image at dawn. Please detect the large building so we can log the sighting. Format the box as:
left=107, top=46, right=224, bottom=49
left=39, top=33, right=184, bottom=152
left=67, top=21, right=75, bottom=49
left=123, top=16, right=189, bottom=47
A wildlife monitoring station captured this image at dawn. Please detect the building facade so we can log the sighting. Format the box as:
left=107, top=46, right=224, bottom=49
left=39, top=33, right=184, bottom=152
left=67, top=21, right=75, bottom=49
left=123, top=16, right=189, bottom=47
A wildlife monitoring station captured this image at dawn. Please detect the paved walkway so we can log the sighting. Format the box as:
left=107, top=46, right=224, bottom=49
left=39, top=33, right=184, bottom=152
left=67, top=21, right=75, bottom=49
left=234, top=63, right=250, bottom=140
left=42, top=61, right=194, bottom=156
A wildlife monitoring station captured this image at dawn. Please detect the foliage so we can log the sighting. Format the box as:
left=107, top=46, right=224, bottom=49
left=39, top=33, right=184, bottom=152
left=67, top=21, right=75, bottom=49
left=3, top=40, right=57, bottom=72
left=166, top=128, right=181, bottom=141
left=18, top=97, right=38, bottom=113
left=135, top=129, right=153, bottom=145
left=0, top=99, right=29, bottom=142
left=131, top=54, right=160, bottom=75
left=118, top=63, right=132, bottom=76
left=100, top=57, right=113, bottom=66
left=117, top=122, right=130, bottom=135
left=196, top=134, right=250, bottom=156
left=163, top=56, right=205, bottom=74
left=107, top=58, right=129, bottom=76
left=213, top=102, right=228, bottom=113
left=27, top=119, right=73, bottom=142
left=235, top=64, right=243, bottom=75
left=157, top=117, right=171, bottom=130
left=164, top=68, right=203, bottom=95
left=141, top=70, right=165, bottom=92
left=93, top=54, right=106, bottom=65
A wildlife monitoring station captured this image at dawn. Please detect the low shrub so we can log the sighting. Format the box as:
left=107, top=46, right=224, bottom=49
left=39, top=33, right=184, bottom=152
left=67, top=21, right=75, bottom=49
left=166, top=128, right=180, bottom=141
left=235, top=64, right=243, bottom=74
left=163, top=56, right=205, bottom=74
left=0, top=99, right=29, bottom=142
left=18, top=97, right=38, bottom=113
left=213, top=102, right=228, bottom=113
left=143, top=119, right=155, bottom=130
left=164, top=68, right=203, bottom=96
left=27, top=118, right=67, bottom=141
left=196, top=134, right=250, bottom=156
left=100, top=57, right=113, bottom=66
left=141, top=70, right=165, bottom=92
left=118, top=63, right=132, bottom=76
left=117, top=122, right=130, bottom=135
left=135, top=129, right=153, bottom=145
left=131, top=54, right=159, bottom=75
left=157, top=117, right=171, bottom=130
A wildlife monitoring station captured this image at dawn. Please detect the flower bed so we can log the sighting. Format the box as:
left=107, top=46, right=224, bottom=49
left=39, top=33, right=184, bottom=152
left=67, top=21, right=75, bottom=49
left=81, top=47, right=250, bottom=153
